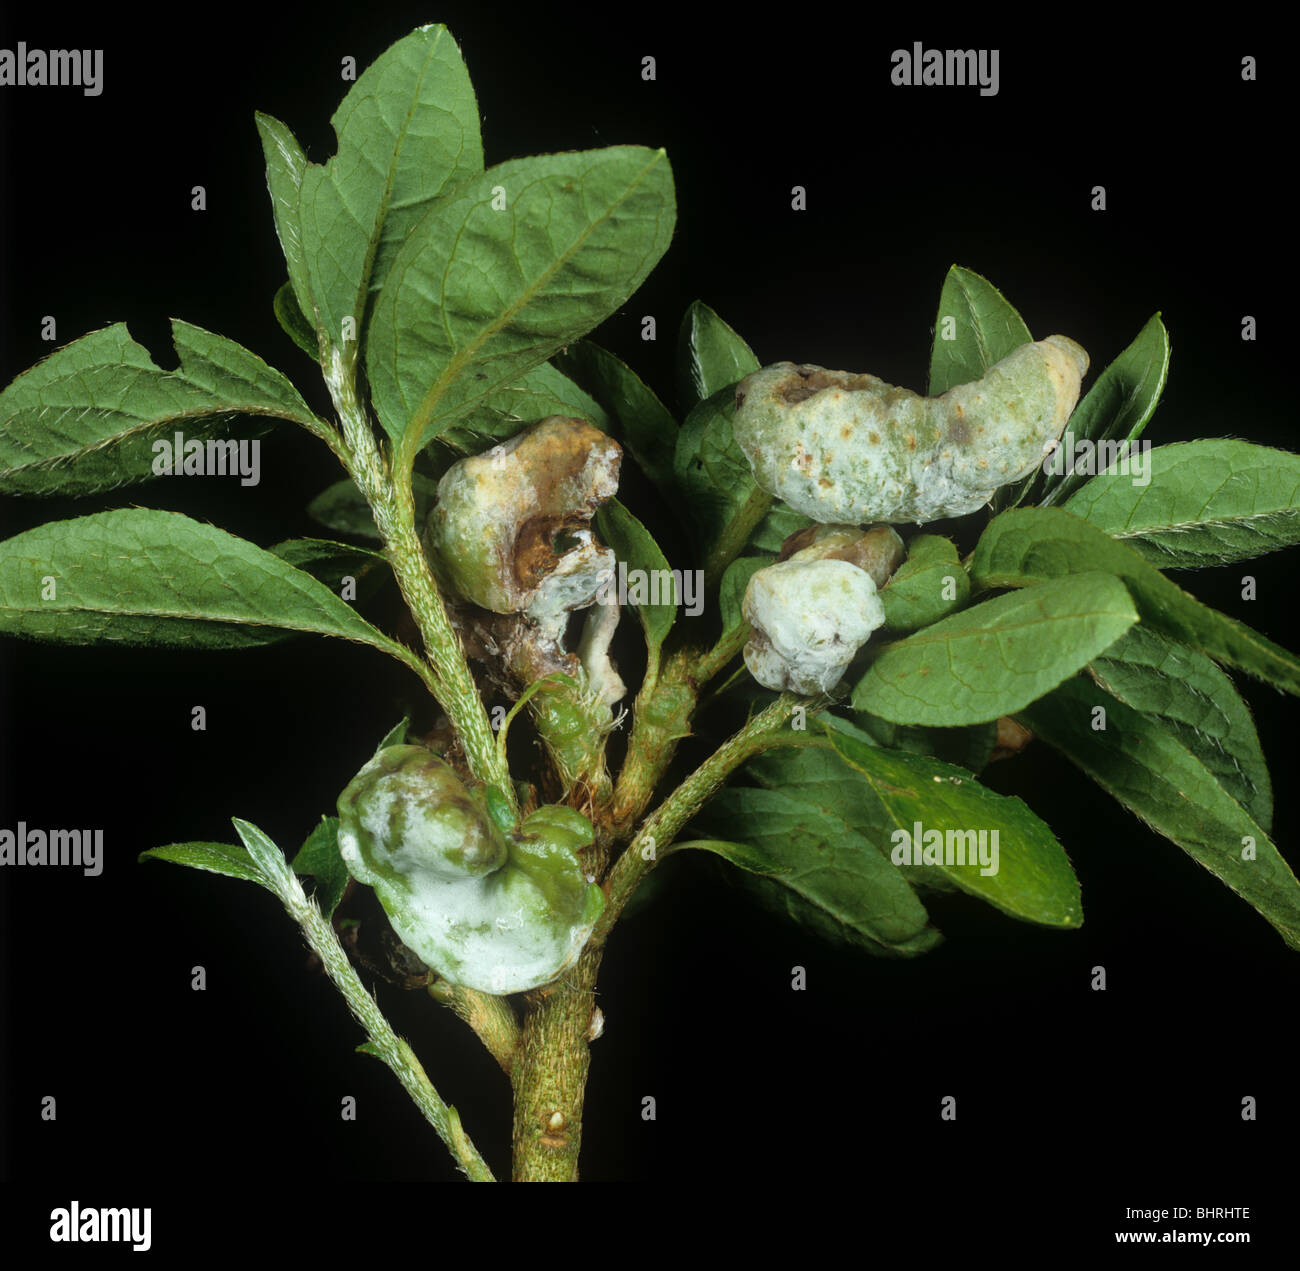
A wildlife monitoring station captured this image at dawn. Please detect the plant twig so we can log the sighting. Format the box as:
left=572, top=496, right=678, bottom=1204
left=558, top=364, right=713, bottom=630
left=323, top=352, right=513, bottom=806
left=429, top=981, right=522, bottom=1075
left=241, top=821, right=495, bottom=1181
left=596, top=692, right=810, bottom=946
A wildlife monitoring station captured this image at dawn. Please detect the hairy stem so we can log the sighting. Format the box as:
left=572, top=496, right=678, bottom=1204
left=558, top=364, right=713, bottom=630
left=262, top=846, right=494, bottom=1181
left=598, top=692, right=807, bottom=946
left=429, top=982, right=522, bottom=1075
left=611, top=647, right=697, bottom=834
left=510, top=945, right=602, bottom=1181
left=325, top=354, right=512, bottom=804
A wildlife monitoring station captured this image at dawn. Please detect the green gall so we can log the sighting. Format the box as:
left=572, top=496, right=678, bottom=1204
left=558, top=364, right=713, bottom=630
left=742, top=558, right=886, bottom=694
left=732, top=336, right=1089, bottom=525
left=337, top=745, right=605, bottom=995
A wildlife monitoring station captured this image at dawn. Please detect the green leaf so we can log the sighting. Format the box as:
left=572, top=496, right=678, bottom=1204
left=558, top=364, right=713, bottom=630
left=307, top=473, right=439, bottom=541
left=439, top=361, right=612, bottom=451
left=1087, top=625, right=1272, bottom=831
left=676, top=300, right=760, bottom=416
left=1018, top=677, right=1300, bottom=951
left=675, top=389, right=766, bottom=547
left=595, top=498, right=676, bottom=662
left=971, top=506, right=1300, bottom=695
left=139, top=840, right=272, bottom=891
left=0, top=508, right=407, bottom=655
left=879, top=534, right=969, bottom=632
left=673, top=386, right=811, bottom=580
left=663, top=838, right=790, bottom=875
left=374, top=716, right=410, bottom=752
left=269, top=537, right=390, bottom=598
left=850, top=712, right=998, bottom=775
left=927, top=265, right=1033, bottom=396
left=307, top=480, right=381, bottom=541
left=273, top=282, right=319, bottom=358
left=807, top=724, right=1082, bottom=927
left=750, top=505, right=815, bottom=554
left=1040, top=313, right=1171, bottom=506
left=291, top=816, right=348, bottom=918
left=366, top=146, right=675, bottom=446
left=694, top=785, right=942, bottom=957
left=552, top=341, right=679, bottom=494
left=718, top=555, right=771, bottom=643
left=852, top=572, right=1138, bottom=725
left=295, top=26, right=483, bottom=356
left=1064, top=439, right=1300, bottom=567
left=232, top=819, right=295, bottom=892
left=0, top=321, right=319, bottom=496
left=255, top=113, right=315, bottom=330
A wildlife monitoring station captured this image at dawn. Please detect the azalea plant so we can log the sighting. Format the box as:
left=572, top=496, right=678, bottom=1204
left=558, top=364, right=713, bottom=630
left=2, top=25, right=1298, bottom=1183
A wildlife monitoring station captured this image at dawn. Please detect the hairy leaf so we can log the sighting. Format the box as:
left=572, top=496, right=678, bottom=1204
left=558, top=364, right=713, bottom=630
left=927, top=265, right=1033, bottom=396
left=294, top=26, right=483, bottom=356
left=674, top=387, right=812, bottom=578
left=440, top=361, right=611, bottom=451
left=850, top=712, right=998, bottom=774
left=595, top=498, right=676, bottom=662
left=1019, top=678, right=1300, bottom=950
left=676, top=300, right=760, bottom=416
left=139, top=840, right=272, bottom=891
left=1088, top=625, right=1272, bottom=830
left=718, top=555, right=771, bottom=644
left=972, top=506, right=1300, bottom=695
left=269, top=537, right=390, bottom=598
left=0, top=508, right=405, bottom=655
left=366, top=146, right=675, bottom=446
left=852, top=572, right=1138, bottom=725
left=291, top=816, right=349, bottom=918
left=255, top=113, right=315, bottom=332
left=879, top=534, right=969, bottom=632
left=1065, top=439, right=1300, bottom=567
left=0, top=321, right=318, bottom=495
left=770, top=723, right=1082, bottom=927
left=1040, top=313, right=1171, bottom=506
left=553, top=341, right=678, bottom=494
left=273, top=281, right=319, bottom=358
left=694, top=785, right=942, bottom=957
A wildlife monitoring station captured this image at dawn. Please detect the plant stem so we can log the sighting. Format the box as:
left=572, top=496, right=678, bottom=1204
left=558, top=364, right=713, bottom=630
left=610, top=647, right=697, bottom=834
left=702, top=486, right=772, bottom=590
left=597, top=692, right=807, bottom=946
left=268, top=852, right=495, bottom=1181
left=429, top=982, right=521, bottom=1075
left=509, top=945, right=602, bottom=1181
left=324, top=354, right=512, bottom=804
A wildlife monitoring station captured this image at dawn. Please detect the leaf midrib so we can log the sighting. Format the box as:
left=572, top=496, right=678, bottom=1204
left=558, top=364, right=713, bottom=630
left=400, top=149, right=667, bottom=446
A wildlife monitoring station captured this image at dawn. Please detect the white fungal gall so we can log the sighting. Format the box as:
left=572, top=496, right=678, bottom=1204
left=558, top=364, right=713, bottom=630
left=742, top=558, right=885, bottom=694
left=426, top=416, right=621, bottom=615
left=732, top=336, right=1089, bottom=525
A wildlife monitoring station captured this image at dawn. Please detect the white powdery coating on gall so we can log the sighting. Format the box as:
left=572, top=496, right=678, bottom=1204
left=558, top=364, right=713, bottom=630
left=742, top=558, right=885, bottom=694
left=732, top=336, right=1089, bottom=525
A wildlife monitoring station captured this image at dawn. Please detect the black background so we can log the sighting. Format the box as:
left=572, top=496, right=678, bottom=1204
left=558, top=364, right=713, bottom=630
left=0, top=0, right=1293, bottom=1247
